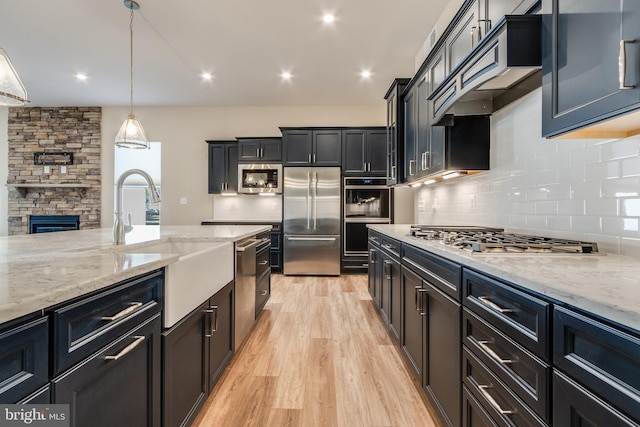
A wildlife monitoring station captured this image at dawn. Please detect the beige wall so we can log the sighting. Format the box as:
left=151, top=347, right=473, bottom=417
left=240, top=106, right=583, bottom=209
left=101, top=105, right=385, bottom=227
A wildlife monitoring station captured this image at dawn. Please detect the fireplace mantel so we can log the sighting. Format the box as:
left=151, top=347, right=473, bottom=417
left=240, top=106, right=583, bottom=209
left=6, top=183, right=92, bottom=198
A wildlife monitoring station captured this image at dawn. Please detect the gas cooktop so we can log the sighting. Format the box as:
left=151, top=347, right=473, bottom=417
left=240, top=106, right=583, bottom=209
left=408, top=225, right=600, bottom=255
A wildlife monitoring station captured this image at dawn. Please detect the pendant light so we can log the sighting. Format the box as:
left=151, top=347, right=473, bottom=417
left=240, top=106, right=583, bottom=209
left=115, top=0, right=149, bottom=149
left=0, top=48, right=29, bottom=106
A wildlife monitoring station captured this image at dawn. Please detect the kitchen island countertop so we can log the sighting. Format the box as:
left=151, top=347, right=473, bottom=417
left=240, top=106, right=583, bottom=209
left=369, top=224, right=640, bottom=333
left=0, top=224, right=270, bottom=324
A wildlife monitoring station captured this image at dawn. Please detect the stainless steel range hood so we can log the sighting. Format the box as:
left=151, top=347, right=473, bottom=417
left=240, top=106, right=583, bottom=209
left=429, top=15, right=542, bottom=125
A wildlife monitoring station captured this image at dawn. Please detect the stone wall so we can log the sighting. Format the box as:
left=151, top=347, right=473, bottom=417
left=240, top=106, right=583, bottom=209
left=7, top=107, right=101, bottom=235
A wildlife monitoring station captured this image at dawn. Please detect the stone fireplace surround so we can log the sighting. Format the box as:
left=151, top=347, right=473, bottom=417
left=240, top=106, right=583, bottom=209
left=7, top=107, right=101, bottom=235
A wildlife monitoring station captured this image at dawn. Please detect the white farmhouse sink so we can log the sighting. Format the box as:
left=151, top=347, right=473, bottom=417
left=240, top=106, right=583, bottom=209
left=111, top=240, right=234, bottom=328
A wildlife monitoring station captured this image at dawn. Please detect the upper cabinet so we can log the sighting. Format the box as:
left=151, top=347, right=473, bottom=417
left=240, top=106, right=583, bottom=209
left=237, top=138, right=281, bottom=163
left=542, top=0, right=640, bottom=138
left=385, top=79, right=410, bottom=185
left=207, top=141, right=238, bottom=194
left=281, top=128, right=342, bottom=166
left=342, top=128, right=387, bottom=176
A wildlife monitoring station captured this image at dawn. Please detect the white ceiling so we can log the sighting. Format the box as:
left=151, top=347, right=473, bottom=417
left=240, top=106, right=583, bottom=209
left=0, top=0, right=448, bottom=107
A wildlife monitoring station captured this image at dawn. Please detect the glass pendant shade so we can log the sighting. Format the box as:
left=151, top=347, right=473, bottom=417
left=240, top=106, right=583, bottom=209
left=0, top=48, right=29, bottom=106
left=115, top=114, right=150, bottom=149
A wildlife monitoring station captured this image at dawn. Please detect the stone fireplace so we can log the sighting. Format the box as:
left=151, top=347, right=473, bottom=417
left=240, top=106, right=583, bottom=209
left=7, top=107, right=101, bottom=235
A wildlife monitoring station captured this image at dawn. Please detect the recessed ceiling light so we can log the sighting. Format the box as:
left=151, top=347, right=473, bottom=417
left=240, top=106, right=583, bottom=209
left=323, top=14, right=335, bottom=24
left=75, top=73, right=88, bottom=81
left=360, top=70, right=372, bottom=79
left=281, top=71, right=292, bottom=80
left=201, top=72, right=213, bottom=80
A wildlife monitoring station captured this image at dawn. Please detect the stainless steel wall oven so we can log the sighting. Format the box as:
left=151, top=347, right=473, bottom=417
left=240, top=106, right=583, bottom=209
left=343, top=177, right=391, bottom=258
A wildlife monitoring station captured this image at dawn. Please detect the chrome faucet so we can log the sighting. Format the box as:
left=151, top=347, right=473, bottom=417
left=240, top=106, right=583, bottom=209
left=113, top=168, right=161, bottom=244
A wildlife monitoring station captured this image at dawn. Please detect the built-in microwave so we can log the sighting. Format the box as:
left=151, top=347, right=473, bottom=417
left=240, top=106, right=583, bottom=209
left=238, top=164, right=282, bottom=194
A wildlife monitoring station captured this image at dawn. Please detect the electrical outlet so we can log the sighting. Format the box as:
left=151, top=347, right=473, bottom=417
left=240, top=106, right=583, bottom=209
left=417, top=200, right=426, bottom=212
left=61, top=166, right=67, bottom=174
left=469, top=195, right=476, bottom=211
left=44, top=166, right=50, bottom=174
left=180, top=197, right=187, bottom=205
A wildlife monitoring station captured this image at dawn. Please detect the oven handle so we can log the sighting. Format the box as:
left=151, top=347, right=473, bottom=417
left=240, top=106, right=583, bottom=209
left=344, top=218, right=391, bottom=223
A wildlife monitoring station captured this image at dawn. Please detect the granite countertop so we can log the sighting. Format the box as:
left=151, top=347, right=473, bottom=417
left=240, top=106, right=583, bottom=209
left=369, top=224, right=640, bottom=333
left=0, top=224, right=271, bottom=324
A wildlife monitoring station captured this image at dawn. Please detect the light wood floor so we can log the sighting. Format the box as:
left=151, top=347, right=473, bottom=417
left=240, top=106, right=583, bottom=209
left=192, top=274, right=438, bottom=427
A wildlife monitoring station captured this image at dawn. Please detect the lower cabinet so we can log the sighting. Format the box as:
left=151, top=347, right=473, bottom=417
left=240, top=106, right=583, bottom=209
left=383, top=252, right=402, bottom=343
left=400, top=266, right=425, bottom=381
left=553, top=370, right=638, bottom=427
left=162, top=281, right=234, bottom=427
left=53, top=314, right=162, bottom=427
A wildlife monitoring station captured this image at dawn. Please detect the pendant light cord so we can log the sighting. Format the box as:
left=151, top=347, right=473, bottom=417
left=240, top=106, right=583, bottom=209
left=129, top=5, right=134, bottom=116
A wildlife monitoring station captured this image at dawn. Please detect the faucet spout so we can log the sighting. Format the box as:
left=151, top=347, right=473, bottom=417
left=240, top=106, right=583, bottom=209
left=113, top=168, right=161, bottom=244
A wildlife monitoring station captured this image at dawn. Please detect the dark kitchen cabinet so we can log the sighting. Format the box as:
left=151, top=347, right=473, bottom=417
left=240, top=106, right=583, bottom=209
left=53, top=314, right=162, bottom=427
left=403, top=71, right=430, bottom=182
left=207, top=281, right=234, bottom=392
left=447, top=0, right=482, bottom=73
left=0, top=317, right=49, bottom=404
left=162, top=281, right=234, bottom=427
left=237, top=137, right=281, bottom=163
left=269, top=223, right=283, bottom=274
left=342, top=128, right=387, bottom=176
left=385, top=78, right=410, bottom=185
left=281, top=128, right=342, bottom=166
left=553, top=306, right=640, bottom=423
left=207, top=140, right=238, bottom=194
left=400, top=266, right=425, bottom=382
left=553, top=370, right=638, bottom=427
left=18, top=385, right=51, bottom=404
left=368, top=243, right=381, bottom=307
left=402, top=244, right=462, bottom=427
left=162, top=302, right=209, bottom=427
left=542, top=0, right=640, bottom=138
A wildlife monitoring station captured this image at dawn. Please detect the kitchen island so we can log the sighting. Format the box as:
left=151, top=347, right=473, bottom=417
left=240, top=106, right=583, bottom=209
left=0, top=224, right=269, bottom=325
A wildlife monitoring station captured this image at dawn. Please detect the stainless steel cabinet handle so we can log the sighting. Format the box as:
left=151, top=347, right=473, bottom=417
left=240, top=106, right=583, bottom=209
left=105, top=335, right=145, bottom=361
left=370, top=249, right=376, bottom=264
left=257, top=148, right=260, bottom=158
left=418, top=288, right=428, bottom=316
left=391, top=165, right=396, bottom=179
left=478, top=340, right=515, bottom=365
left=260, top=148, right=264, bottom=158
left=204, top=308, right=214, bottom=337
left=414, top=285, right=421, bottom=312
left=313, top=154, right=316, bottom=163
left=211, top=305, right=218, bottom=332
left=307, top=172, right=311, bottom=229
left=383, top=260, right=392, bottom=280
left=478, top=385, right=516, bottom=415
left=619, top=40, right=635, bottom=89
left=288, top=236, right=337, bottom=242
left=478, top=296, right=513, bottom=313
left=260, top=290, right=268, bottom=296
left=313, top=172, right=318, bottom=230
left=258, top=260, right=269, bottom=265
left=101, top=302, right=143, bottom=321
left=308, top=154, right=312, bottom=163
left=409, top=159, right=416, bottom=176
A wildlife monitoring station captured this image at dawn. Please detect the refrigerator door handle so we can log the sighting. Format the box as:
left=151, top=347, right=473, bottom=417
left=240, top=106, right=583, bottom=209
left=306, top=171, right=311, bottom=229
left=313, top=172, right=318, bottom=230
left=287, top=236, right=337, bottom=242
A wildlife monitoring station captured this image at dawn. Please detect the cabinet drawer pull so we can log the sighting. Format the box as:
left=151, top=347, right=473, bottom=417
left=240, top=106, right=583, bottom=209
left=260, top=290, right=268, bottom=296
left=477, top=340, right=515, bottom=365
left=619, top=40, right=635, bottom=90
left=409, top=159, right=416, bottom=176
left=211, top=305, right=218, bottom=333
left=101, top=302, right=143, bottom=321
left=478, top=385, right=516, bottom=415
left=258, top=260, right=269, bottom=265
left=478, top=296, right=513, bottom=313
left=105, top=335, right=145, bottom=361
left=415, top=286, right=421, bottom=312
left=391, top=165, right=396, bottom=179
left=418, top=288, right=428, bottom=316
left=204, top=308, right=214, bottom=337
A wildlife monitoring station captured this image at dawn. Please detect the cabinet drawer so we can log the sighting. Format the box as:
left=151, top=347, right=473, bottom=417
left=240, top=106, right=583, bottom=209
left=463, top=348, right=546, bottom=427
left=0, top=317, right=49, bottom=403
left=368, top=230, right=382, bottom=246
left=256, top=246, right=271, bottom=278
left=553, top=370, right=638, bottom=427
left=402, top=244, right=462, bottom=301
left=53, top=271, right=163, bottom=375
left=462, top=386, right=499, bottom=427
left=380, top=236, right=401, bottom=258
left=553, top=306, right=640, bottom=422
left=255, top=274, right=270, bottom=316
left=463, top=269, right=550, bottom=360
left=463, top=309, right=550, bottom=422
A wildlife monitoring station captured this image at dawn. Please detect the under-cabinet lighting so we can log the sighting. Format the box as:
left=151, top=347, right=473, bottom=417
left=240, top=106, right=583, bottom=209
left=221, top=191, right=237, bottom=196
left=442, top=171, right=466, bottom=180
left=410, top=182, right=423, bottom=188
left=258, top=192, right=276, bottom=196
left=423, top=179, right=437, bottom=185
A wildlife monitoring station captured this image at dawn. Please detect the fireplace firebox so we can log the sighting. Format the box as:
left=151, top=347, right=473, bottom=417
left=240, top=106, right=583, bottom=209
left=29, top=215, right=80, bottom=234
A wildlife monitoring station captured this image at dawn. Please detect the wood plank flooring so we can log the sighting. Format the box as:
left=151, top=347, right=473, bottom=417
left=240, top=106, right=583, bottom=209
left=192, top=274, right=438, bottom=427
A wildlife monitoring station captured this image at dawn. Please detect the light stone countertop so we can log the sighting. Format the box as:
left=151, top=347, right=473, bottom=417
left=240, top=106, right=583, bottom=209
left=368, top=224, right=640, bottom=333
left=0, top=224, right=270, bottom=324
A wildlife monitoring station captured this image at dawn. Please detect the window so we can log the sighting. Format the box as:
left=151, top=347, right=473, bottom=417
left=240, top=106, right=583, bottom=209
left=114, top=142, right=161, bottom=225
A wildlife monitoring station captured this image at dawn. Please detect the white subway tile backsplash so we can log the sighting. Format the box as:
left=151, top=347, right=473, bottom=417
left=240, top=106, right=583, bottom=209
left=413, top=88, right=640, bottom=257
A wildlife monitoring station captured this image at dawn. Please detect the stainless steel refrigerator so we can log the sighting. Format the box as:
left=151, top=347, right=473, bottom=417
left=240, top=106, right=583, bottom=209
left=283, top=167, right=341, bottom=275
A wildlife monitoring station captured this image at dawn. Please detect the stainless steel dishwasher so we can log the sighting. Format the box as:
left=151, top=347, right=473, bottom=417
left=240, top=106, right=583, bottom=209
left=235, top=237, right=258, bottom=350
